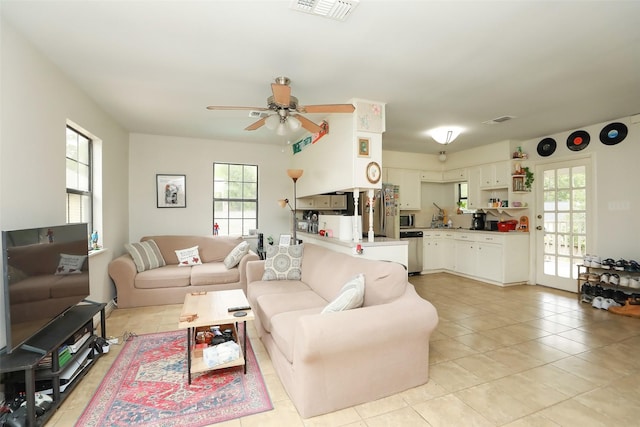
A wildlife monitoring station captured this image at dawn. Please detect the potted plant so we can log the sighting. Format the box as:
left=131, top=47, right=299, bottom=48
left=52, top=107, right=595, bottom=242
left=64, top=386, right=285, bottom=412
left=523, top=167, right=534, bottom=191
left=456, top=201, right=465, bottom=214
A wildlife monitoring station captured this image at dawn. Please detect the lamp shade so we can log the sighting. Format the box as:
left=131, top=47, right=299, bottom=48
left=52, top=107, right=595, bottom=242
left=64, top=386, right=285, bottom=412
left=430, top=127, right=462, bottom=145
left=265, top=114, right=280, bottom=130
left=278, top=198, right=289, bottom=208
left=438, top=151, right=447, bottom=162
left=287, top=169, right=304, bottom=180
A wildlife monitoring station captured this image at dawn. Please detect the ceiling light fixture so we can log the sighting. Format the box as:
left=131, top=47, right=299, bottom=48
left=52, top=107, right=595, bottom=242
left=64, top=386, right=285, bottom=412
left=429, top=127, right=462, bottom=145
left=264, top=112, right=302, bottom=136
left=438, top=151, right=447, bottom=162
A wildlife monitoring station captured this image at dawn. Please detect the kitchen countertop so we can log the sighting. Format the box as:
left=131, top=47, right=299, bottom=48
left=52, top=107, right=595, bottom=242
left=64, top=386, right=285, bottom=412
left=298, top=231, right=407, bottom=247
left=402, top=227, right=528, bottom=234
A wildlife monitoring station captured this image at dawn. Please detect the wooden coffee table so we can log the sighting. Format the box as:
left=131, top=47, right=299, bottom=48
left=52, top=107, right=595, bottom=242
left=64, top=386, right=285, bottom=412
left=178, top=289, right=254, bottom=384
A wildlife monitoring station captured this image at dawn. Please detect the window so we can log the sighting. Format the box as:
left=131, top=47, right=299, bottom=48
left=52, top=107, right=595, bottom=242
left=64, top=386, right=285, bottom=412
left=213, top=163, right=258, bottom=236
left=457, top=182, right=468, bottom=210
left=66, top=126, right=92, bottom=232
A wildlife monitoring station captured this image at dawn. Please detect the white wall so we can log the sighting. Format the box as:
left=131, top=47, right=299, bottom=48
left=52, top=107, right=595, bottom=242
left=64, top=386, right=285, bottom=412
left=0, top=19, right=129, bottom=348
left=128, top=133, right=292, bottom=243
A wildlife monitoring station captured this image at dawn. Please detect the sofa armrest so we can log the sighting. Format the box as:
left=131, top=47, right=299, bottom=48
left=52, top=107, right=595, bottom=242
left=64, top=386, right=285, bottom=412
left=108, top=254, right=138, bottom=307
left=245, top=259, right=266, bottom=284
left=294, top=286, right=438, bottom=362
left=237, top=251, right=260, bottom=291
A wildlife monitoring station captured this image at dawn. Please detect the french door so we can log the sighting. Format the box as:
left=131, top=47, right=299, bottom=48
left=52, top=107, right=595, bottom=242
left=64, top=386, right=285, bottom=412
left=535, top=158, right=592, bottom=292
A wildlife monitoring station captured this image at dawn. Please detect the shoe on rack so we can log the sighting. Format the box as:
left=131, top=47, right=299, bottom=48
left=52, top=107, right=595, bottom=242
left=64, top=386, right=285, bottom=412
left=629, top=277, right=640, bottom=289
left=583, top=254, right=592, bottom=267
left=591, top=296, right=604, bottom=309
left=620, top=275, right=630, bottom=287
left=601, top=298, right=620, bottom=310
left=601, top=258, right=615, bottom=269
left=614, top=259, right=626, bottom=271
left=591, top=256, right=602, bottom=268
left=614, top=290, right=629, bottom=305
left=600, top=273, right=610, bottom=284
left=609, top=274, right=620, bottom=286
left=609, top=298, right=640, bottom=318
left=627, top=260, right=640, bottom=273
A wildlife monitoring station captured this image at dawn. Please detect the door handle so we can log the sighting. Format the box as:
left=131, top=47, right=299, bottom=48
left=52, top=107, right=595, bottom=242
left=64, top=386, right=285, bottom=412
left=536, top=226, right=543, bottom=230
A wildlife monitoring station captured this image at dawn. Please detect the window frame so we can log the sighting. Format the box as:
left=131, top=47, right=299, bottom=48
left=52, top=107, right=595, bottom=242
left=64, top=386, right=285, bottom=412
left=213, top=162, right=258, bottom=236
left=66, top=126, right=93, bottom=233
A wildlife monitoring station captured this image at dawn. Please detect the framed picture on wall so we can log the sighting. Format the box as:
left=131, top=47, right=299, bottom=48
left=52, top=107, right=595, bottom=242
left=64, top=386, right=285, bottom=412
left=157, top=174, right=186, bottom=208
left=358, top=137, right=370, bottom=157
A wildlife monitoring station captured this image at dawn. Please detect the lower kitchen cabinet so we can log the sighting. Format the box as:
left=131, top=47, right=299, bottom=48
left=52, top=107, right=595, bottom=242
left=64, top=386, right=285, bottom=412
left=423, top=231, right=455, bottom=271
left=444, top=231, right=529, bottom=285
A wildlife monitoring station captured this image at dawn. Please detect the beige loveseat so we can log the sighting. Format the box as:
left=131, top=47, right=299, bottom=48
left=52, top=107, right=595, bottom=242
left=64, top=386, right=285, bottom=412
left=108, top=235, right=259, bottom=308
left=245, top=243, right=439, bottom=418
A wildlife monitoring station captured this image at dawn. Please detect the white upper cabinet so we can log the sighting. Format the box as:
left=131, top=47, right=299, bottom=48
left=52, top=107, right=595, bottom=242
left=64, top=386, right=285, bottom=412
left=480, top=161, right=510, bottom=189
left=442, top=168, right=468, bottom=182
left=387, top=168, right=421, bottom=210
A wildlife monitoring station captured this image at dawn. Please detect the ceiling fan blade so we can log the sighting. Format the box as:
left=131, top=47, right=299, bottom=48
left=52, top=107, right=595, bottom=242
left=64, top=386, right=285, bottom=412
left=271, top=83, right=291, bottom=108
left=293, top=114, right=323, bottom=134
left=299, top=104, right=355, bottom=114
left=245, top=117, right=266, bottom=131
left=206, top=105, right=268, bottom=111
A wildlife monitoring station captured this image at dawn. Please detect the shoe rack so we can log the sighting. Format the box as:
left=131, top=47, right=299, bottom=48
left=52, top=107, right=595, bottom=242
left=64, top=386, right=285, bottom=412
left=578, top=261, right=640, bottom=304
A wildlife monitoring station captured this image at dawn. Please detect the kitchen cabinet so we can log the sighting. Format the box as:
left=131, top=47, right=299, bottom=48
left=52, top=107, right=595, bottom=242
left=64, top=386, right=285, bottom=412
left=423, top=231, right=455, bottom=271
left=330, top=194, right=347, bottom=209
left=420, top=170, right=442, bottom=182
left=297, top=195, right=346, bottom=210
left=467, top=167, right=482, bottom=209
left=387, top=168, right=421, bottom=210
left=480, top=161, right=510, bottom=189
left=442, top=168, right=468, bottom=182
left=452, top=231, right=529, bottom=284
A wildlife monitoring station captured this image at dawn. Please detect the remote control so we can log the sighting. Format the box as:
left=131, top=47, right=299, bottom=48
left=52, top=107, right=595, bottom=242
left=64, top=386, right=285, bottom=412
left=228, top=305, right=251, bottom=312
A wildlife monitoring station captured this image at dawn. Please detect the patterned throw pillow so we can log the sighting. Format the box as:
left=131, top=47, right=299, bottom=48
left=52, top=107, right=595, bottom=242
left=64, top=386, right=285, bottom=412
left=125, top=240, right=166, bottom=273
left=261, top=244, right=304, bottom=281
left=55, top=254, right=87, bottom=275
left=223, top=241, right=250, bottom=269
left=321, top=273, right=365, bottom=314
left=175, top=245, right=203, bottom=266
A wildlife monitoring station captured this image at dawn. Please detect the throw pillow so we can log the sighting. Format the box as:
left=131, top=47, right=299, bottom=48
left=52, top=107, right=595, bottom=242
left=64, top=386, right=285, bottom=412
left=55, top=253, right=87, bottom=275
left=223, top=241, right=250, bottom=269
left=261, top=244, right=303, bottom=281
left=175, top=245, right=203, bottom=266
left=321, top=273, right=365, bottom=314
left=125, top=240, right=166, bottom=273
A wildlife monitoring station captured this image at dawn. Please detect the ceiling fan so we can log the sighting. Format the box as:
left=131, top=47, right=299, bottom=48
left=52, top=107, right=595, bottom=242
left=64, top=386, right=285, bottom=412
left=206, top=77, right=355, bottom=135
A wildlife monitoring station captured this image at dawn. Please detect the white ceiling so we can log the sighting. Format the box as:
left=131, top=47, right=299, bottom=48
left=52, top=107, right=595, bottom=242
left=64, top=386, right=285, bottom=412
left=2, top=1, right=639, bottom=154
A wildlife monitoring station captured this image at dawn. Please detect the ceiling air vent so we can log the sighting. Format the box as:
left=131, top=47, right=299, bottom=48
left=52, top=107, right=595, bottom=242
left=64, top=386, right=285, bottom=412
left=482, top=115, right=516, bottom=125
left=290, top=0, right=359, bottom=22
left=249, top=111, right=270, bottom=119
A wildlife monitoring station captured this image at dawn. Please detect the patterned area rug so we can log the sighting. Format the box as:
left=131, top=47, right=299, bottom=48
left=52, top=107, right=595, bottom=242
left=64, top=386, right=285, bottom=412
left=76, top=330, right=272, bottom=426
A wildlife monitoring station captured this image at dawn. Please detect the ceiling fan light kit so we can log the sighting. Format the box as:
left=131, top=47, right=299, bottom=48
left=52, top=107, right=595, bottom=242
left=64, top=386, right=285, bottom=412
left=207, top=77, right=354, bottom=136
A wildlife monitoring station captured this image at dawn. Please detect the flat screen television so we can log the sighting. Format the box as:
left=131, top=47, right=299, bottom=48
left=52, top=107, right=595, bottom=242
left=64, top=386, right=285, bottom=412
left=1, top=223, right=90, bottom=354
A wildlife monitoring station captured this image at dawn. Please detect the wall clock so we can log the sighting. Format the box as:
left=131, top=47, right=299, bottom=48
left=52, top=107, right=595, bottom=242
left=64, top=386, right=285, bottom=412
left=366, top=161, right=381, bottom=184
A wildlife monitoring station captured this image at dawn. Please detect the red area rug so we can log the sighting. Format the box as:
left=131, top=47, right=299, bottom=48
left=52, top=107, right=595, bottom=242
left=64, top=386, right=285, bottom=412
left=76, top=330, right=272, bottom=426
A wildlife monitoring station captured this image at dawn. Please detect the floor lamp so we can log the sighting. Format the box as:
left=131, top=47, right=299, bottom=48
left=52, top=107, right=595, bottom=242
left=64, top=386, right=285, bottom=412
left=286, top=169, right=303, bottom=244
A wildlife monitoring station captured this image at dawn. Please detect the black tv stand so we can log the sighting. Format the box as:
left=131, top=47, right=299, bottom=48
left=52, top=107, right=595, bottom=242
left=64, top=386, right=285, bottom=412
left=0, top=303, right=106, bottom=427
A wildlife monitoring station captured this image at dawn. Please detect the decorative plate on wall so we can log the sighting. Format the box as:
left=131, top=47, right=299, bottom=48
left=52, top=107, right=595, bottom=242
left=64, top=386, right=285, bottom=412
left=567, top=130, right=590, bottom=151
left=537, top=137, right=557, bottom=157
left=599, top=122, right=628, bottom=145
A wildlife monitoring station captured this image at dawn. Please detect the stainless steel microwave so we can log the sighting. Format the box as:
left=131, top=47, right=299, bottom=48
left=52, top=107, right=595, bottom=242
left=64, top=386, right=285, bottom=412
left=399, top=214, right=415, bottom=228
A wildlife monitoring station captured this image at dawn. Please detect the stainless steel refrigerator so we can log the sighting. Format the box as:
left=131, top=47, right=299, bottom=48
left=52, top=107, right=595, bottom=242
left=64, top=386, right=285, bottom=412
left=360, top=183, right=400, bottom=239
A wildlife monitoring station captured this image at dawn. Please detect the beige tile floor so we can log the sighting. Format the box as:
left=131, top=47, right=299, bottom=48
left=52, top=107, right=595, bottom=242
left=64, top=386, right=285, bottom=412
left=45, top=272, right=640, bottom=426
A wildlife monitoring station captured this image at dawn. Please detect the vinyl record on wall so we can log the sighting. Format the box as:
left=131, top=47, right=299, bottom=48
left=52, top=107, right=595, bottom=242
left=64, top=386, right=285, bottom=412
left=537, top=137, right=557, bottom=157
left=567, top=130, right=590, bottom=151
left=599, top=122, right=628, bottom=145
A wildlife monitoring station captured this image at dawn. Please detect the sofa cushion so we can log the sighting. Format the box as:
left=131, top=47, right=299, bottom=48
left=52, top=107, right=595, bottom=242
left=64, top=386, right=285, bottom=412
left=321, top=273, right=365, bottom=314
left=175, top=245, right=203, bottom=266
left=190, top=263, right=240, bottom=286
left=301, top=244, right=407, bottom=306
left=270, top=308, right=322, bottom=363
left=223, top=241, right=250, bottom=269
left=247, top=280, right=310, bottom=304
left=262, top=244, right=303, bottom=281
left=125, top=240, right=166, bottom=272
left=255, top=290, right=327, bottom=332
left=143, top=235, right=243, bottom=264
left=134, top=265, right=191, bottom=289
